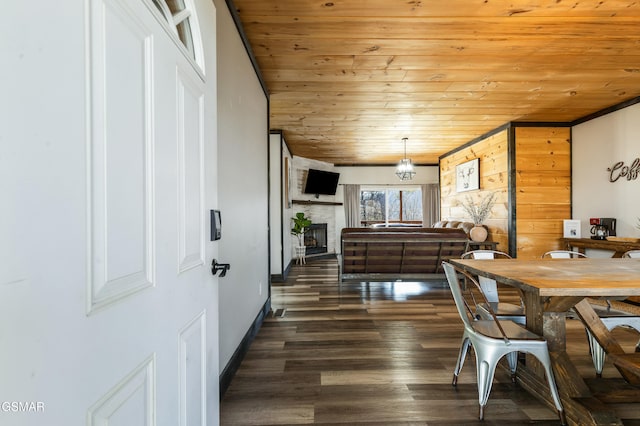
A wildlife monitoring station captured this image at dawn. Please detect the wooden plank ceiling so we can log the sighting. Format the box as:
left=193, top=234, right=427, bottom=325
left=231, top=0, right=640, bottom=165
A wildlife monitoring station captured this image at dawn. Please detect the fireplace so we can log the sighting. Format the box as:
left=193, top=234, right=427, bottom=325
left=304, top=223, right=328, bottom=255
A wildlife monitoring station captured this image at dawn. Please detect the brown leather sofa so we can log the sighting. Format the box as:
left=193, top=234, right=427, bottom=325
left=432, top=220, right=476, bottom=237
left=339, top=227, right=469, bottom=282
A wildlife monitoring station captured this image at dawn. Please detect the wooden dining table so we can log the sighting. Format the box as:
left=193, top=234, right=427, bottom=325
left=449, top=257, right=640, bottom=426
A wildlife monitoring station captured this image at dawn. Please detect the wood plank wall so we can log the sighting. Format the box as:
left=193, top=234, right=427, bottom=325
left=440, top=125, right=571, bottom=259
left=514, top=126, right=571, bottom=259
left=440, top=130, right=510, bottom=253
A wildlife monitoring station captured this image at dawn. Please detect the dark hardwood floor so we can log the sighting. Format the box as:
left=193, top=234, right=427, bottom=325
left=220, top=257, right=640, bottom=425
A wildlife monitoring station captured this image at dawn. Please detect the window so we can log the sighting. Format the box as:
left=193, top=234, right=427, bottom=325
left=360, top=187, right=423, bottom=226
left=149, top=0, right=203, bottom=69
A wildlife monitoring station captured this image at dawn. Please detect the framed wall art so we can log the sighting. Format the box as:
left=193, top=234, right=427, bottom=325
left=456, top=158, right=480, bottom=192
left=563, top=219, right=581, bottom=238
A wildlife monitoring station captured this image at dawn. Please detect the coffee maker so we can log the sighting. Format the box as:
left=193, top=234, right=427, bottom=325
left=590, top=217, right=617, bottom=240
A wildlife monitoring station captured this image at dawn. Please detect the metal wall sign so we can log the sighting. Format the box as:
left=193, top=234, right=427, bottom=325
left=608, top=158, right=640, bottom=182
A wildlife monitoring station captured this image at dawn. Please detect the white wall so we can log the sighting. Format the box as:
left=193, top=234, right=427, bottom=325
left=269, top=134, right=283, bottom=274
left=337, top=165, right=439, bottom=185
left=215, top=0, right=269, bottom=372
left=572, top=102, right=640, bottom=253
left=269, top=133, right=294, bottom=277
left=282, top=145, right=294, bottom=270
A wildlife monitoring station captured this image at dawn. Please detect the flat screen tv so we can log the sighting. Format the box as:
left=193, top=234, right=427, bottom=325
left=303, top=168, right=340, bottom=197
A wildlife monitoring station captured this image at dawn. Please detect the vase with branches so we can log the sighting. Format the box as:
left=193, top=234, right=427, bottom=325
left=461, top=192, right=497, bottom=225
left=460, top=192, right=496, bottom=242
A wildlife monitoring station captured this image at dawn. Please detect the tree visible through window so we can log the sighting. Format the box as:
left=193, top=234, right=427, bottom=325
left=360, top=188, right=422, bottom=225
left=361, top=190, right=386, bottom=222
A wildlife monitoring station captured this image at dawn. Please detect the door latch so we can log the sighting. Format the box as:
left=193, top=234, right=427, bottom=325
left=211, top=259, right=230, bottom=277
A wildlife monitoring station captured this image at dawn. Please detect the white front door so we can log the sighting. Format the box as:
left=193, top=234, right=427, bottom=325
left=1, top=1, right=218, bottom=425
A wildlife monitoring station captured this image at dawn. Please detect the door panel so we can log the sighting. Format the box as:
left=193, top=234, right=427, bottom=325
left=87, top=356, right=155, bottom=426
left=89, top=0, right=155, bottom=313
left=179, top=312, right=206, bottom=426
left=1, top=1, right=218, bottom=425
left=177, top=70, right=205, bottom=273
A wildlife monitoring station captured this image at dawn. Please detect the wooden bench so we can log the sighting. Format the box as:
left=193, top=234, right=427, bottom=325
left=574, top=299, right=640, bottom=386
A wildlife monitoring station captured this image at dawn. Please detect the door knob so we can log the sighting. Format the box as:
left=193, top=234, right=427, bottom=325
left=211, top=259, right=230, bottom=277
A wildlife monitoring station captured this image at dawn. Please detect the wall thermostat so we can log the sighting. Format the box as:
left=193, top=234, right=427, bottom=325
left=211, top=210, right=222, bottom=241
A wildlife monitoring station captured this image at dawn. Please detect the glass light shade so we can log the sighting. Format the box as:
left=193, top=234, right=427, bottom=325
left=395, top=158, right=416, bottom=181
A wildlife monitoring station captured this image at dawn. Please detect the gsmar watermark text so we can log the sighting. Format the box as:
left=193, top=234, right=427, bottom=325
left=1, top=401, right=45, bottom=412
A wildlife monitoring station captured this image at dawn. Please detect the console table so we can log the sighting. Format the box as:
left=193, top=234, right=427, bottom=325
left=468, top=240, right=498, bottom=251
left=562, top=237, right=640, bottom=304
left=561, top=237, right=640, bottom=258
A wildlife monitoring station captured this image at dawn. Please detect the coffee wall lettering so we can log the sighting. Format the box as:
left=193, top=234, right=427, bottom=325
left=608, top=157, right=640, bottom=182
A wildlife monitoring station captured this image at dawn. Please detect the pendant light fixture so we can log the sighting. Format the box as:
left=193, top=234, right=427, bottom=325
left=395, top=137, right=416, bottom=181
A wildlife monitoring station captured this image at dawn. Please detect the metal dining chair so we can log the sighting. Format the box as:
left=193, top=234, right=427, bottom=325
left=442, top=262, right=566, bottom=424
left=461, top=250, right=525, bottom=325
left=542, top=250, right=587, bottom=259
left=543, top=249, right=640, bottom=376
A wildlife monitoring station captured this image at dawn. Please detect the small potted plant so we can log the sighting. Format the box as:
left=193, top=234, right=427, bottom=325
left=460, top=192, right=497, bottom=242
left=291, top=212, right=312, bottom=263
